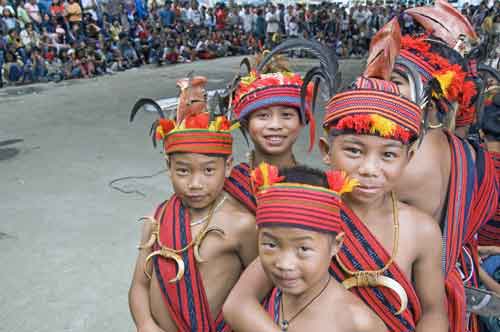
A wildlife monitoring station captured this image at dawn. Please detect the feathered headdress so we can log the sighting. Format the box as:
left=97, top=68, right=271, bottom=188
left=397, top=35, right=477, bottom=127
left=324, top=19, right=423, bottom=145
left=130, top=74, right=239, bottom=155
left=252, top=163, right=358, bottom=234
left=230, top=40, right=339, bottom=152
left=405, top=0, right=478, bottom=55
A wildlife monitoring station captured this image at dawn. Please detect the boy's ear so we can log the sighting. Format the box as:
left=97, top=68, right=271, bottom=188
left=165, top=155, right=172, bottom=177
left=319, top=137, right=332, bottom=166
left=331, top=232, right=345, bottom=257
left=225, top=155, right=234, bottom=177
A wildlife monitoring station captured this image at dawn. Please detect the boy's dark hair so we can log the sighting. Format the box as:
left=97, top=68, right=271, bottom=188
left=166, top=152, right=229, bottom=163
left=280, top=165, right=328, bottom=188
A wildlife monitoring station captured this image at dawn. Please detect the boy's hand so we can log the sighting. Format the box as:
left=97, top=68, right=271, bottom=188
left=478, top=245, right=500, bottom=259
left=137, top=320, right=166, bottom=332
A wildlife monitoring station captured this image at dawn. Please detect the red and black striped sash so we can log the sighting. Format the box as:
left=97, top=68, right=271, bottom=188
left=224, top=163, right=257, bottom=214
left=477, top=150, right=500, bottom=246
left=441, top=132, right=498, bottom=332
left=263, top=288, right=282, bottom=325
left=152, top=197, right=230, bottom=332
left=329, top=208, right=421, bottom=332
left=442, top=132, right=474, bottom=332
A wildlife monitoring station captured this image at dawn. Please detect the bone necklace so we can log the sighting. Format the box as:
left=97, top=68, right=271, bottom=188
left=335, top=191, right=408, bottom=315
left=138, top=200, right=225, bottom=283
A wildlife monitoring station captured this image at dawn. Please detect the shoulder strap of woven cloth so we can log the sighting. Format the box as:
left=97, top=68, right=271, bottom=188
left=478, top=151, right=500, bottom=246
left=262, top=288, right=281, bottom=325
left=329, top=207, right=422, bottom=332
left=223, top=163, right=257, bottom=214
left=441, top=131, right=480, bottom=332
left=442, top=130, right=476, bottom=275
left=466, top=140, right=498, bottom=244
left=152, top=196, right=230, bottom=332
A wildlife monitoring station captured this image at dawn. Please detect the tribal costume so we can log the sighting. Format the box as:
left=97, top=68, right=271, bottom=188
left=478, top=91, right=500, bottom=246
left=403, top=0, right=481, bottom=128
left=320, top=19, right=426, bottom=332
left=223, top=43, right=338, bottom=213
left=394, top=5, right=499, bottom=330
left=251, top=163, right=357, bottom=329
left=130, top=75, right=238, bottom=332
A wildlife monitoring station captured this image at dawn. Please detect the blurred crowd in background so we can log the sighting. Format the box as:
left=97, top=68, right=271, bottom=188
left=0, top=0, right=498, bottom=86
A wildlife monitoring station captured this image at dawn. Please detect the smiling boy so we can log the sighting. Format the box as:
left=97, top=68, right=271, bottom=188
left=251, top=164, right=386, bottom=332
left=223, top=68, right=314, bottom=214
left=224, top=19, right=448, bottom=332
left=128, top=76, right=257, bottom=332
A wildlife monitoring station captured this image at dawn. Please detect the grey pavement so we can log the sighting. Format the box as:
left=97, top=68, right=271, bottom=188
left=0, top=56, right=363, bottom=332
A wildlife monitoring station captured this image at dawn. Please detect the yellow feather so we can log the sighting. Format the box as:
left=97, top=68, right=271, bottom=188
left=370, top=114, right=396, bottom=137
left=434, top=71, right=455, bottom=98
left=241, top=72, right=257, bottom=85
left=340, top=175, right=359, bottom=194
left=156, top=126, right=164, bottom=138
left=230, top=122, right=241, bottom=131
left=261, top=163, right=269, bottom=187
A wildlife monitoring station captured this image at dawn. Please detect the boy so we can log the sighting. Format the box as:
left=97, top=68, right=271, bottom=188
left=224, top=19, right=448, bottom=332
left=249, top=163, right=386, bottom=332
left=223, top=42, right=336, bottom=213
left=390, top=6, right=498, bottom=330
left=128, top=75, right=258, bottom=332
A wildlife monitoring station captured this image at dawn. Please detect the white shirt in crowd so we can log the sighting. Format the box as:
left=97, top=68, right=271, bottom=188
left=240, top=12, right=254, bottom=33
left=288, top=19, right=299, bottom=36
left=265, top=11, right=279, bottom=33
left=24, top=2, right=41, bottom=24
left=187, top=8, right=201, bottom=26
left=284, top=11, right=295, bottom=33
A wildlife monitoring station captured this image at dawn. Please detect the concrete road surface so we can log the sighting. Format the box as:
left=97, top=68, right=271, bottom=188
left=0, top=56, right=363, bottom=332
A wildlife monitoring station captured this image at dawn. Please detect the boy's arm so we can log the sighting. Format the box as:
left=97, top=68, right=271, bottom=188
left=128, top=221, right=166, bottom=332
left=236, top=213, right=258, bottom=267
left=223, top=258, right=281, bottom=332
left=478, top=266, right=500, bottom=294
left=413, top=214, right=448, bottom=332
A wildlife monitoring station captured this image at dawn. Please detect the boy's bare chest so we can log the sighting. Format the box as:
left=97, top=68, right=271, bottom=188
left=361, top=217, right=416, bottom=279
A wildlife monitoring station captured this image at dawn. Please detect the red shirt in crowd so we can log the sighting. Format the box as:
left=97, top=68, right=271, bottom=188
left=215, top=8, right=226, bottom=30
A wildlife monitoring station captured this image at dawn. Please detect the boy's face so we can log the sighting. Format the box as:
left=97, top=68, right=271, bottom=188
left=390, top=71, right=412, bottom=99
left=258, top=226, right=342, bottom=296
left=320, top=134, right=412, bottom=205
left=167, top=153, right=231, bottom=209
left=247, top=106, right=303, bottom=157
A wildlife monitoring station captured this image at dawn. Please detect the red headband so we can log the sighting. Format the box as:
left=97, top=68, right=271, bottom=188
left=156, top=113, right=237, bottom=155
left=252, top=163, right=357, bottom=234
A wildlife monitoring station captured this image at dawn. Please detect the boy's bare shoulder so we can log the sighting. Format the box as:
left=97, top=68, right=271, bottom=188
left=222, top=193, right=256, bottom=231
left=397, top=200, right=441, bottom=240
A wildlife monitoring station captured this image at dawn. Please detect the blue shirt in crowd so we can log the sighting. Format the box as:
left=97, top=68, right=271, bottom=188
left=159, top=8, right=175, bottom=27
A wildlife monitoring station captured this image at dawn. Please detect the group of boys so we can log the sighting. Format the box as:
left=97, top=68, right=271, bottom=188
left=128, top=1, right=499, bottom=331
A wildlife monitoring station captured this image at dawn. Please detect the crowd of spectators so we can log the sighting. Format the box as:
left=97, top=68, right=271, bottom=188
left=0, top=0, right=498, bottom=87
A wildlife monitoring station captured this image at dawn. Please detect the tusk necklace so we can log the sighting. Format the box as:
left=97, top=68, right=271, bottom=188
left=139, top=197, right=226, bottom=282
left=335, top=191, right=408, bottom=315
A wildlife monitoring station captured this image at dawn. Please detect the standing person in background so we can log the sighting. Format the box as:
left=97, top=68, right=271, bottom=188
left=66, top=0, right=83, bottom=25
left=240, top=5, right=254, bottom=35
left=159, top=1, right=175, bottom=29
left=215, top=3, right=226, bottom=31
left=254, top=9, right=265, bottom=52
left=265, top=5, right=278, bottom=48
